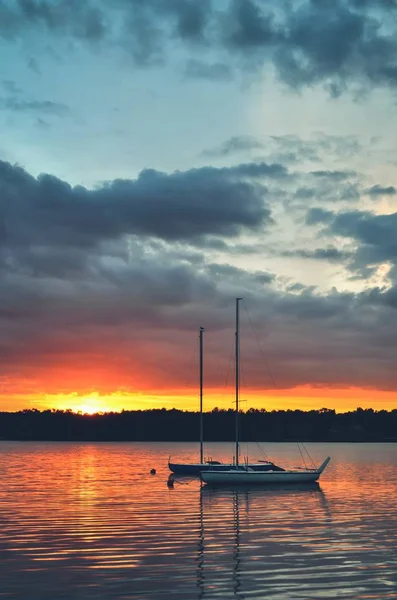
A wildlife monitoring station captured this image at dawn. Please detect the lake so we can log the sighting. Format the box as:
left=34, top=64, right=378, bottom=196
left=1, top=441, right=397, bottom=599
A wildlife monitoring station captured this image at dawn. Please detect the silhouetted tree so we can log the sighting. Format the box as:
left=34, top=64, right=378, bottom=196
left=0, top=407, right=396, bottom=441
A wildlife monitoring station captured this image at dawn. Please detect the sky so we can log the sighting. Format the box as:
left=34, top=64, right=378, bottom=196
left=1, top=0, right=397, bottom=413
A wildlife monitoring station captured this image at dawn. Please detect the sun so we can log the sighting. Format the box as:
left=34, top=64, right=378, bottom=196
left=46, top=392, right=113, bottom=414
left=76, top=402, right=104, bottom=415
left=73, top=394, right=112, bottom=414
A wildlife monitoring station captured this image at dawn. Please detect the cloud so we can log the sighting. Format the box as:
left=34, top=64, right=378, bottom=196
left=0, top=0, right=106, bottom=42
left=329, top=211, right=397, bottom=250
left=271, top=133, right=362, bottom=161
left=2, top=228, right=397, bottom=395
left=0, top=81, right=69, bottom=117
left=202, top=135, right=264, bottom=158
left=2, top=1, right=397, bottom=93
left=0, top=96, right=69, bottom=115
left=310, top=170, right=357, bottom=181
left=3, top=138, right=397, bottom=398
left=184, top=59, right=233, bottom=81
left=282, top=247, right=352, bottom=263
left=306, top=207, right=397, bottom=279
left=2, top=186, right=397, bottom=395
left=295, top=182, right=360, bottom=203
left=305, top=208, right=335, bottom=225
left=365, top=184, right=397, bottom=196
left=0, top=159, right=279, bottom=253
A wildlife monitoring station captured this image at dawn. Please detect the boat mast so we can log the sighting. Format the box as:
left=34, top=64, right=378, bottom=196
left=235, top=298, right=242, bottom=467
left=199, top=326, right=205, bottom=464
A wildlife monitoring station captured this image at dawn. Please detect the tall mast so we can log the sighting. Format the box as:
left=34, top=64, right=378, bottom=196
left=235, top=298, right=242, bottom=467
left=199, top=326, right=205, bottom=464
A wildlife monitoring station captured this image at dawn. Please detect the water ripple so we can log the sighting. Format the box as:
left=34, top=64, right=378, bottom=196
left=1, top=442, right=397, bottom=599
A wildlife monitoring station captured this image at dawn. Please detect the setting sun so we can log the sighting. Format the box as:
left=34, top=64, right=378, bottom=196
left=76, top=402, right=107, bottom=415
left=45, top=392, right=114, bottom=415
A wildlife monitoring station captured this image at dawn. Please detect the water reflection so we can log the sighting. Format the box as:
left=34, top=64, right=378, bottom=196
left=1, top=442, right=397, bottom=599
left=197, top=484, right=331, bottom=599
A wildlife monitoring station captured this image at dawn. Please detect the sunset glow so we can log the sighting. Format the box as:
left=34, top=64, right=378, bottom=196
left=1, top=386, right=397, bottom=414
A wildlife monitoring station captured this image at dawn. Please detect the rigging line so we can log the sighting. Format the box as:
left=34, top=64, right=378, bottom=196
left=243, top=299, right=311, bottom=467
left=242, top=300, right=278, bottom=390
left=301, top=442, right=317, bottom=469
left=297, top=441, right=308, bottom=470
left=255, top=440, right=271, bottom=462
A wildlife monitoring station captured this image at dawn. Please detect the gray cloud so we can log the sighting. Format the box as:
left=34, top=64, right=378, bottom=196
left=0, top=0, right=106, bottom=42
left=2, top=193, right=397, bottom=392
left=365, top=184, right=397, bottom=196
left=2, top=1, right=397, bottom=93
left=2, top=137, right=397, bottom=394
left=0, top=159, right=278, bottom=252
left=295, top=182, right=360, bottom=203
left=0, top=81, right=69, bottom=116
left=306, top=208, right=397, bottom=279
left=271, top=133, right=362, bottom=161
left=202, top=135, right=264, bottom=158
left=282, top=247, right=353, bottom=263
left=0, top=96, right=69, bottom=115
left=330, top=211, right=397, bottom=249
left=310, top=170, right=357, bottom=181
left=305, top=208, right=335, bottom=225
left=184, top=59, right=233, bottom=81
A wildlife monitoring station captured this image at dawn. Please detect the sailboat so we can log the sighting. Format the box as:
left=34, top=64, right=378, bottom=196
left=200, top=298, right=331, bottom=485
left=168, top=318, right=283, bottom=475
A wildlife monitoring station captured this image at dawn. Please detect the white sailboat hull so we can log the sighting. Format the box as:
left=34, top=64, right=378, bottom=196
left=200, top=457, right=331, bottom=485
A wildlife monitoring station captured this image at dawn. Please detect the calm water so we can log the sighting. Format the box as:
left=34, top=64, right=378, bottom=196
left=1, top=442, right=397, bottom=599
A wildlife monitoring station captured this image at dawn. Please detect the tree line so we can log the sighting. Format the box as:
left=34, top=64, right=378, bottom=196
left=0, top=407, right=396, bottom=441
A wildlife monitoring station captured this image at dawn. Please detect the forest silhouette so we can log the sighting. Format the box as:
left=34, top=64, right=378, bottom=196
left=0, top=407, right=396, bottom=441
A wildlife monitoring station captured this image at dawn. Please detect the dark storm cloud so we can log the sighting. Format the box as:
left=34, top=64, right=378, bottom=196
left=365, top=184, right=397, bottom=196
left=0, top=159, right=277, bottom=251
left=2, top=1, right=397, bottom=92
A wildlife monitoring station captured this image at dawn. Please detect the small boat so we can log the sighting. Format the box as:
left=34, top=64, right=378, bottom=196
left=168, top=319, right=283, bottom=475
left=200, top=457, right=331, bottom=485
left=168, top=460, right=283, bottom=475
left=200, top=298, right=331, bottom=486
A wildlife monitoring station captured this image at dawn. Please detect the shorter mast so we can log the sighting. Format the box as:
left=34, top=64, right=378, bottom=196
left=235, top=298, right=242, bottom=468
left=199, top=326, right=205, bottom=464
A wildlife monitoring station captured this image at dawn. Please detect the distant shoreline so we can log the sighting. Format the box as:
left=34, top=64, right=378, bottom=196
left=1, top=408, right=396, bottom=443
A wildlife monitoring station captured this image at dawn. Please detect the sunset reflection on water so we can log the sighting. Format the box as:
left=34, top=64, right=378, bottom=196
left=1, top=442, right=397, bottom=599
